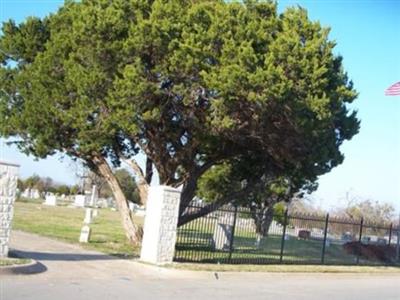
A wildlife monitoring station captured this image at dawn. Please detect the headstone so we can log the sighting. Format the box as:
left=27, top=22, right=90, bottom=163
left=21, top=189, right=30, bottom=198
left=254, top=234, right=262, bottom=248
left=74, top=194, right=88, bottom=207
left=44, top=194, right=57, bottom=206
left=31, top=189, right=41, bottom=199
left=377, top=237, right=387, bottom=245
left=92, top=209, right=99, bottom=218
left=79, top=225, right=91, bottom=243
left=84, top=208, right=93, bottom=224
left=107, top=197, right=113, bottom=207
left=0, top=161, right=19, bottom=257
left=298, top=230, right=311, bottom=240
left=212, top=215, right=234, bottom=251
left=325, top=239, right=331, bottom=248
left=361, top=236, right=371, bottom=244
left=140, top=186, right=180, bottom=264
left=341, top=232, right=353, bottom=242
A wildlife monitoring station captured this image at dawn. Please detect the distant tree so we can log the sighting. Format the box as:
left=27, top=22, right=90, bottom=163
left=338, top=199, right=395, bottom=225
left=273, top=202, right=288, bottom=226
left=56, top=184, right=71, bottom=195
left=288, top=197, right=325, bottom=215
left=17, top=179, right=25, bottom=191
left=115, top=169, right=140, bottom=204
left=0, top=1, right=359, bottom=245
left=85, top=170, right=111, bottom=198
left=41, top=177, right=54, bottom=193
left=24, top=175, right=41, bottom=190
left=69, top=185, right=79, bottom=195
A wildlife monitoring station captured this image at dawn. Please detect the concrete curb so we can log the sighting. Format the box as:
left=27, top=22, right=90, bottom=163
left=0, top=259, right=47, bottom=275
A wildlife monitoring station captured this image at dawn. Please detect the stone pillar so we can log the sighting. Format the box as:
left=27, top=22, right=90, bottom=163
left=0, top=161, right=19, bottom=257
left=140, top=186, right=181, bottom=264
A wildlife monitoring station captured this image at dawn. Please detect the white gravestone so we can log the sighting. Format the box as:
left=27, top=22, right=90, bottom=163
left=84, top=208, right=93, bottom=224
left=74, top=194, right=89, bottom=207
left=212, top=215, right=234, bottom=251
left=44, top=194, right=57, bottom=206
left=0, top=161, right=19, bottom=257
left=79, top=225, right=91, bottom=243
left=140, top=186, right=181, bottom=264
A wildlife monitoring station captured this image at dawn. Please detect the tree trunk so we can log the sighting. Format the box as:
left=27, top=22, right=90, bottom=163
left=93, top=156, right=142, bottom=246
left=136, top=182, right=149, bottom=206
left=122, top=158, right=150, bottom=206
left=252, top=206, right=274, bottom=248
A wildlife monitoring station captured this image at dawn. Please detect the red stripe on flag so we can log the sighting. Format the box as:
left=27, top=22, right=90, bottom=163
left=385, top=82, right=400, bottom=96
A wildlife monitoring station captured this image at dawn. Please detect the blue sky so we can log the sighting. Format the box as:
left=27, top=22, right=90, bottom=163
left=0, top=0, right=399, bottom=212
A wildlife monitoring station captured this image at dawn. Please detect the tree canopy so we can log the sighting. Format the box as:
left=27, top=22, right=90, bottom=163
left=0, top=0, right=359, bottom=244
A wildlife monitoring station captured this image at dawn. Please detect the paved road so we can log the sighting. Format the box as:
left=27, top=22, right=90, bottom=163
left=1, top=231, right=400, bottom=300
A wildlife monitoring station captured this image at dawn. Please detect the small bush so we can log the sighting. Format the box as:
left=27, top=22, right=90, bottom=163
left=343, top=241, right=397, bottom=263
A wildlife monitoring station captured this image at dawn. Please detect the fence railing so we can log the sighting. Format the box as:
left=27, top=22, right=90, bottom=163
left=174, top=204, right=400, bottom=266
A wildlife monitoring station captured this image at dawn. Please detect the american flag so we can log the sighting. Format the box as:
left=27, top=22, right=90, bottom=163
left=385, top=81, right=400, bottom=96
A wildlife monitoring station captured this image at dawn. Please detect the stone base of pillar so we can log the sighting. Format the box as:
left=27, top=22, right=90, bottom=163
left=0, top=161, right=19, bottom=258
left=140, top=186, right=181, bottom=265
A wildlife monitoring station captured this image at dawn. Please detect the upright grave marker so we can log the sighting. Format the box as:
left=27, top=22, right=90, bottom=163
left=212, top=215, right=234, bottom=251
left=44, top=194, right=57, bottom=206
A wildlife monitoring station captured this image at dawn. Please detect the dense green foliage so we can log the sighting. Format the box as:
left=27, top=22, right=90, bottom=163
left=0, top=0, right=359, bottom=227
left=114, top=169, right=140, bottom=203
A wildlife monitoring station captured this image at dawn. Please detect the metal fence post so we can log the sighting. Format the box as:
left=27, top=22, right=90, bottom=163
left=279, top=209, right=289, bottom=264
left=321, top=213, right=329, bottom=264
left=228, top=205, right=238, bottom=263
left=388, top=223, right=393, bottom=246
left=356, top=217, right=364, bottom=265
left=396, top=225, right=400, bottom=262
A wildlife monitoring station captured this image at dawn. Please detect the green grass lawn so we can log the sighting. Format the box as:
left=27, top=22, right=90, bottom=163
left=13, top=201, right=143, bottom=258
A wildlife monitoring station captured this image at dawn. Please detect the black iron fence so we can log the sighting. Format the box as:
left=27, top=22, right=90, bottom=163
left=174, top=203, right=400, bottom=265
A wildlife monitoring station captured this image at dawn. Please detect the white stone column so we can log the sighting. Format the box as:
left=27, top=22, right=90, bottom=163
left=0, top=161, right=19, bottom=257
left=140, top=186, right=181, bottom=264
left=90, top=185, right=97, bottom=207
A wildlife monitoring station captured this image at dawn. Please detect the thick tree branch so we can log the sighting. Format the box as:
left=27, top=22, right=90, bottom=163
left=122, top=158, right=150, bottom=206
left=178, top=184, right=254, bottom=227
left=178, top=160, right=216, bottom=215
left=145, top=157, right=153, bottom=184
